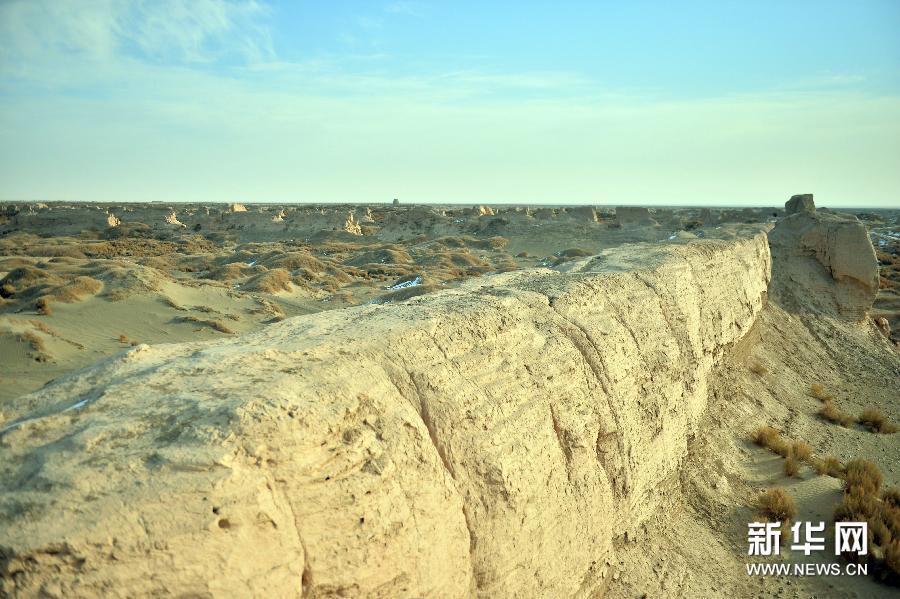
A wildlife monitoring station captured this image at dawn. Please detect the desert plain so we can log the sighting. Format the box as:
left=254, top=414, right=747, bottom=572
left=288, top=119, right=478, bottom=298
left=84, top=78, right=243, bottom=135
left=0, top=197, right=898, bottom=598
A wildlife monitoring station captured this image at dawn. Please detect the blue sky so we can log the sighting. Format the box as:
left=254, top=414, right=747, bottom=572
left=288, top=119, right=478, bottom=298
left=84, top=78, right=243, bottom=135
left=1, top=0, right=899, bottom=206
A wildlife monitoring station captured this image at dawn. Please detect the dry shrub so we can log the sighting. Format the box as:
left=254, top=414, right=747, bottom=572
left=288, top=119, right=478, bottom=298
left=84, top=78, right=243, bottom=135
left=784, top=455, right=800, bottom=477
left=873, top=520, right=893, bottom=547
left=753, top=426, right=790, bottom=457
left=118, top=334, right=129, bottom=344
left=748, top=361, right=768, bottom=376
left=810, top=383, right=833, bottom=402
left=758, top=488, right=796, bottom=523
left=843, top=459, right=883, bottom=496
left=834, top=486, right=880, bottom=522
left=858, top=408, right=898, bottom=434
left=814, top=456, right=844, bottom=477
left=35, top=296, right=52, bottom=315
left=791, top=441, right=812, bottom=463
left=885, top=504, right=900, bottom=539
left=883, top=488, right=900, bottom=509
left=820, top=401, right=854, bottom=427
left=884, top=539, right=900, bottom=582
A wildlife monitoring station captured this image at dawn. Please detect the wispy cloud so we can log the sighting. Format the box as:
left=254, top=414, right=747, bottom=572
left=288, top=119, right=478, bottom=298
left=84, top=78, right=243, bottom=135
left=0, top=0, right=273, bottom=69
left=384, top=1, right=425, bottom=17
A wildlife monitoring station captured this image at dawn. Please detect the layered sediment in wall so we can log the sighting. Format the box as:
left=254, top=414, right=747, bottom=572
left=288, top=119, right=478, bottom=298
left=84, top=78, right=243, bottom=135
left=0, top=234, right=771, bottom=598
left=769, top=210, right=879, bottom=321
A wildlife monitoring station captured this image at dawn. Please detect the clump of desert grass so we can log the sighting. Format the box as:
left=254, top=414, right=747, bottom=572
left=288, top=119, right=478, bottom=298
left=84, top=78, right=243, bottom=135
left=791, top=441, right=812, bottom=462
left=809, top=383, right=834, bottom=402
left=753, top=427, right=815, bottom=478
left=753, top=426, right=790, bottom=457
left=831, top=460, right=900, bottom=581
left=819, top=400, right=854, bottom=427
left=35, top=296, right=52, bottom=315
left=858, top=408, right=898, bottom=434
left=813, top=456, right=844, bottom=478
left=753, top=426, right=832, bottom=478
left=757, top=488, right=796, bottom=523
left=784, top=455, right=800, bottom=477
left=843, top=459, right=883, bottom=496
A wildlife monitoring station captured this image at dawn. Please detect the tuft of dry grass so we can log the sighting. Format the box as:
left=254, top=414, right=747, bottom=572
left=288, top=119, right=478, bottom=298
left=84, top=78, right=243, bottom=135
left=758, top=488, right=796, bottom=523
left=858, top=408, right=898, bottom=434
left=791, top=441, right=812, bottom=463
left=843, top=459, right=883, bottom=496
left=883, top=488, right=900, bottom=509
left=884, top=539, right=900, bottom=581
left=753, top=426, right=790, bottom=457
left=748, top=361, right=768, bottom=376
left=784, top=455, right=800, bottom=477
left=35, top=296, right=52, bottom=315
left=873, top=520, right=893, bottom=547
left=834, top=486, right=879, bottom=523
left=809, top=383, right=834, bottom=402
left=820, top=401, right=854, bottom=427
left=813, top=456, right=844, bottom=477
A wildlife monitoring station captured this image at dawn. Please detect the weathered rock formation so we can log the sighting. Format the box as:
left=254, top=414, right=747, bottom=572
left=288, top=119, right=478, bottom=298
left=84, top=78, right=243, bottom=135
left=769, top=205, right=879, bottom=321
left=0, top=236, right=771, bottom=598
left=785, top=193, right=815, bottom=214
left=615, top=206, right=657, bottom=227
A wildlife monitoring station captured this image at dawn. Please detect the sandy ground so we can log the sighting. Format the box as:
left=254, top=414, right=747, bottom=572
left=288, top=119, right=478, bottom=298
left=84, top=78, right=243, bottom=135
left=0, top=202, right=808, bottom=403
